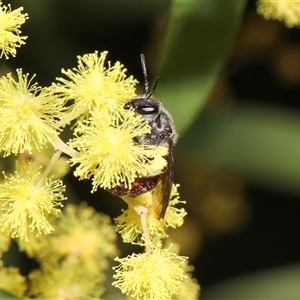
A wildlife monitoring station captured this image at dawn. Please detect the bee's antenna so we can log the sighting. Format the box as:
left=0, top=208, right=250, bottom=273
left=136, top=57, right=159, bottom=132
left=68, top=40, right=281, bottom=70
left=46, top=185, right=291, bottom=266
left=140, top=54, right=149, bottom=94
left=147, top=77, right=160, bottom=99
left=140, top=54, right=160, bottom=99
left=151, top=77, right=160, bottom=93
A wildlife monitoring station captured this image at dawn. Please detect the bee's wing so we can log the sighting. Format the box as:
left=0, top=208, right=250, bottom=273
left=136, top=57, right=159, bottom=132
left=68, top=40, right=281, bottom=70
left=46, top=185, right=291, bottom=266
left=153, top=140, right=174, bottom=219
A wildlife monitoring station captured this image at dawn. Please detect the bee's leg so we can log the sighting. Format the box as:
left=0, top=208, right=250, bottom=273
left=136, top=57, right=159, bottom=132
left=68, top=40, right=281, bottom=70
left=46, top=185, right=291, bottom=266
left=122, top=194, right=152, bottom=249
left=132, top=204, right=151, bottom=249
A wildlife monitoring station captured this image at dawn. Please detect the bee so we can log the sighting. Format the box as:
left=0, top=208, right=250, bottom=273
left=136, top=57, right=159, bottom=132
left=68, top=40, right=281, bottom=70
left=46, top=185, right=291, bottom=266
left=110, top=54, right=178, bottom=219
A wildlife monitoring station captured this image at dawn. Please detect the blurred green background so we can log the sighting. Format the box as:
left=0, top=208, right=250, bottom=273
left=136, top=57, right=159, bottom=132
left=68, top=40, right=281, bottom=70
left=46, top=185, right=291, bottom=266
left=3, top=0, right=300, bottom=299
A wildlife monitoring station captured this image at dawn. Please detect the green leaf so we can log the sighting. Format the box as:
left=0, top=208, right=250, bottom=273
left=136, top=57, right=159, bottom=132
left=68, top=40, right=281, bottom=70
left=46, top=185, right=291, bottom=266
left=158, top=0, right=246, bottom=134
left=201, top=263, right=300, bottom=299
left=0, top=289, right=20, bottom=300
left=178, top=104, right=300, bottom=195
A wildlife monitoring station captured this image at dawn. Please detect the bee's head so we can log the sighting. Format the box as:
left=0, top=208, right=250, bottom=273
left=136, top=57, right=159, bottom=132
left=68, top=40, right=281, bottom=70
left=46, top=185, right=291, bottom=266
left=124, top=53, right=160, bottom=117
left=124, top=97, right=159, bottom=117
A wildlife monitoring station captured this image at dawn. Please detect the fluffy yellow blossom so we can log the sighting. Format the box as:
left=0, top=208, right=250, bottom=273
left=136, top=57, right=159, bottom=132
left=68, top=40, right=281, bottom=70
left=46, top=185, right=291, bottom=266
left=29, top=260, right=104, bottom=299
left=69, top=109, right=168, bottom=192
left=257, top=0, right=300, bottom=28
left=53, top=51, right=138, bottom=121
left=0, top=231, right=10, bottom=255
left=163, top=184, right=187, bottom=228
left=113, top=247, right=187, bottom=300
left=0, top=2, right=28, bottom=58
left=19, top=203, right=117, bottom=274
left=0, top=162, right=66, bottom=240
left=172, top=262, right=200, bottom=300
left=158, top=243, right=200, bottom=300
left=0, top=262, right=26, bottom=298
left=0, top=69, right=64, bottom=156
left=115, top=184, right=186, bottom=247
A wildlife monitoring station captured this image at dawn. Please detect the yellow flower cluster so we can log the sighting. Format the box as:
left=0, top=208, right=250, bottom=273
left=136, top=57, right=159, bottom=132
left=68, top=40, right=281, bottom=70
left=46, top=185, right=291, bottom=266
left=0, top=69, right=63, bottom=157
left=113, top=248, right=186, bottom=300
left=29, top=260, right=104, bottom=299
left=0, top=261, right=26, bottom=298
left=0, top=227, right=10, bottom=256
left=113, top=247, right=192, bottom=300
left=112, top=185, right=200, bottom=299
left=50, top=51, right=199, bottom=299
left=257, top=0, right=300, bottom=28
left=53, top=51, right=138, bottom=122
left=0, top=3, right=200, bottom=295
left=51, top=51, right=169, bottom=192
left=0, top=162, right=66, bottom=241
left=19, top=203, right=117, bottom=270
left=173, top=259, right=201, bottom=300
left=0, top=1, right=28, bottom=58
left=22, top=203, right=117, bottom=299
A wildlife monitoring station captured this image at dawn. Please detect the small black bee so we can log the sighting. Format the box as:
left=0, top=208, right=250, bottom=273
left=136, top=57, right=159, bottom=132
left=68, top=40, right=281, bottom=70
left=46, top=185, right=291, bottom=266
left=110, top=54, right=178, bottom=219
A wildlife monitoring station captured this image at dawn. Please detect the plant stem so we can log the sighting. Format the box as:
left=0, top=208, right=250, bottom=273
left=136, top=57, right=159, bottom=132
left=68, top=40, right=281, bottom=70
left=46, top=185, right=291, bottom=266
left=35, top=150, right=62, bottom=189
left=53, top=136, right=79, bottom=158
left=55, top=105, right=87, bottom=128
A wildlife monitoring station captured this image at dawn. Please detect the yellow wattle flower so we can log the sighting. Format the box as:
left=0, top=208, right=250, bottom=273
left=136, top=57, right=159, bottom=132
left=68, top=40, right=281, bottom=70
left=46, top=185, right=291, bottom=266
left=0, top=162, right=66, bottom=241
left=29, top=260, right=104, bottom=299
left=0, top=2, right=28, bottom=58
left=19, top=203, right=118, bottom=274
left=0, top=69, right=63, bottom=156
left=0, top=262, right=26, bottom=298
left=113, top=247, right=187, bottom=300
left=257, top=0, right=300, bottom=28
left=53, top=51, right=138, bottom=121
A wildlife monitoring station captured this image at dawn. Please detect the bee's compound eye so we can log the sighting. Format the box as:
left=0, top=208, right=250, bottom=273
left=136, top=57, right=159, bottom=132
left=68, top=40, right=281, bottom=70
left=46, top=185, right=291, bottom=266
left=136, top=105, right=158, bottom=115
